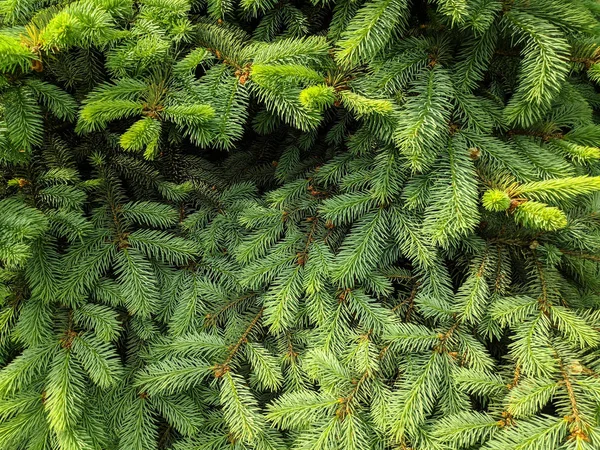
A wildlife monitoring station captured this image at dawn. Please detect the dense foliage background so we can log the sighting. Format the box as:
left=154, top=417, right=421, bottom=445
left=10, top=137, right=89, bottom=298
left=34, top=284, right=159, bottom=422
left=3, top=0, right=600, bottom=449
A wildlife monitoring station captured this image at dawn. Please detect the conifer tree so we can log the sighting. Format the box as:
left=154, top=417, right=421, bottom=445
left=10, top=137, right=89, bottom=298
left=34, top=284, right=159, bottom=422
left=3, top=0, right=600, bottom=449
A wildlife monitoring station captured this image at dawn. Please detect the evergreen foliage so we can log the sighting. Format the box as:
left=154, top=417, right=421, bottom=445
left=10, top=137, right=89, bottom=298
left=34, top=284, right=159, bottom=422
left=2, top=0, right=600, bottom=449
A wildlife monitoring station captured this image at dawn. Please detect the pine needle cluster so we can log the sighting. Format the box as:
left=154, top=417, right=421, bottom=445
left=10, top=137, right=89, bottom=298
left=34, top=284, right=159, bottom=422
left=2, top=0, right=600, bottom=449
